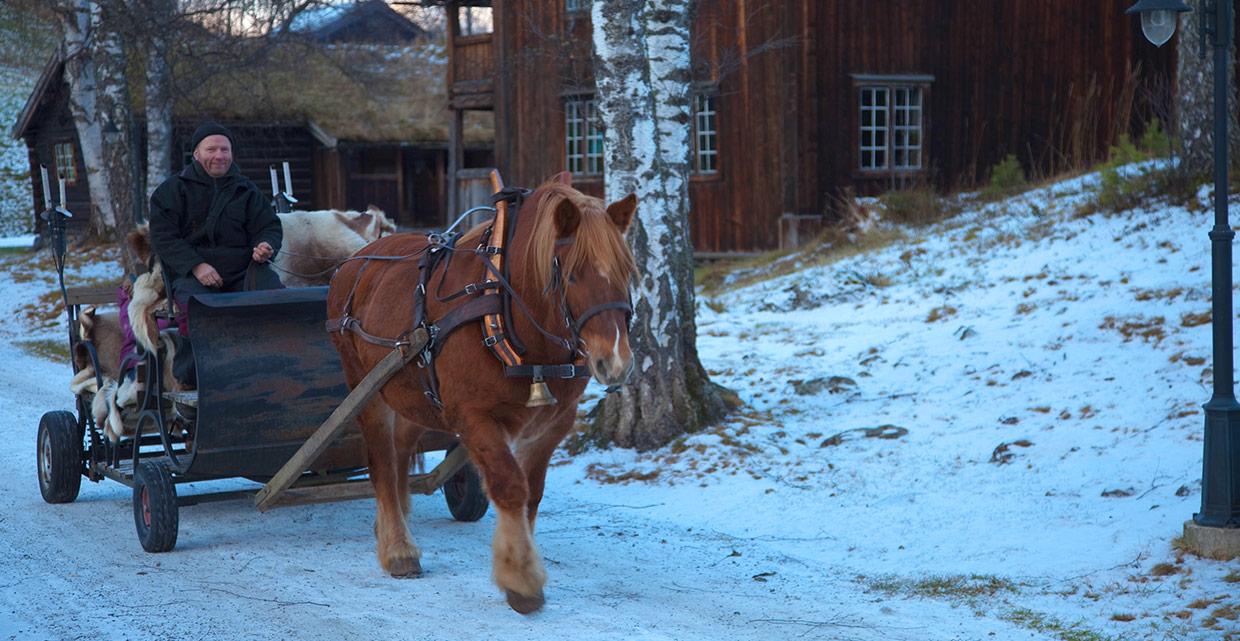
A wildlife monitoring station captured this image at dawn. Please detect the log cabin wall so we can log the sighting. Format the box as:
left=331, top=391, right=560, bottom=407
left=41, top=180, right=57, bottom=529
left=460, top=1, right=1177, bottom=253
left=490, top=1, right=600, bottom=197
left=815, top=1, right=1174, bottom=201
left=21, top=79, right=93, bottom=239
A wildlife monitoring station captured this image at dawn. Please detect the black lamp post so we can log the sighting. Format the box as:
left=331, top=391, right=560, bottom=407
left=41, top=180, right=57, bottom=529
left=1127, top=0, right=1240, bottom=536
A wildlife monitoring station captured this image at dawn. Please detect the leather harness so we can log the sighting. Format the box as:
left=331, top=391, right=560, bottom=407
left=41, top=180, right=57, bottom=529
left=326, top=186, right=632, bottom=410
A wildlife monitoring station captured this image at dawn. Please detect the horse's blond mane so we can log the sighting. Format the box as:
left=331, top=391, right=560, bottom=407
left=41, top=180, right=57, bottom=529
left=525, top=182, right=637, bottom=292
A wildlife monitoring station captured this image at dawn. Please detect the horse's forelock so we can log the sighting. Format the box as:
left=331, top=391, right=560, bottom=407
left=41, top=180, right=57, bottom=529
left=527, top=183, right=637, bottom=292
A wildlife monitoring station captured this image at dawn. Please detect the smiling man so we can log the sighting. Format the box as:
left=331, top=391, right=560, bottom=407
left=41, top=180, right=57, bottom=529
left=149, top=121, right=284, bottom=387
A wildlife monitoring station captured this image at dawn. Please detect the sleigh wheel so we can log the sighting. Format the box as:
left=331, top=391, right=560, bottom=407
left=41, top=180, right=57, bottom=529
left=133, top=460, right=178, bottom=553
left=443, top=443, right=488, bottom=522
left=37, top=411, right=82, bottom=504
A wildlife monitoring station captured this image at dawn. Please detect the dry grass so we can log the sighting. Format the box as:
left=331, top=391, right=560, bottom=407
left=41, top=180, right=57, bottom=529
left=695, top=226, right=906, bottom=298
left=926, top=305, right=957, bottom=323
left=1149, top=563, right=1180, bottom=577
left=1099, top=315, right=1167, bottom=345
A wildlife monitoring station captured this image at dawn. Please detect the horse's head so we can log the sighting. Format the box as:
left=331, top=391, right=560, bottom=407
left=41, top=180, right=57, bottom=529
left=524, top=180, right=638, bottom=386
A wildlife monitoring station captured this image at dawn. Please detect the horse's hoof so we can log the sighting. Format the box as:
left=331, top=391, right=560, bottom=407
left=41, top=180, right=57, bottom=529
left=387, top=557, right=423, bottom=578
left=506, top=589, right=545, bottom=614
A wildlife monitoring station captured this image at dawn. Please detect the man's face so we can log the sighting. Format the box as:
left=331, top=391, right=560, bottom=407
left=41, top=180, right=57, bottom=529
left=193, top=134, right=232, bottom=178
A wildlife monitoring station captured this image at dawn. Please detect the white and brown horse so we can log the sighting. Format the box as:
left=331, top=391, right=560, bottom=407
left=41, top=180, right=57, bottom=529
left=272, top=207, right=395, bottom=287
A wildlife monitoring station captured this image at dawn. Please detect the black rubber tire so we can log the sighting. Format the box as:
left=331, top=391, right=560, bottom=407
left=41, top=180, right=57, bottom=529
left=133, top=460, right=178, bottom=553
left=37, top=410, right=82, bottom=504
left=443, top=443, right=488, bottom=522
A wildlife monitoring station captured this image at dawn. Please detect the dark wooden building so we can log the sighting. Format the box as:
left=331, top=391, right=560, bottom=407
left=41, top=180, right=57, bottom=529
left=443, top=1, right=1179, bottom=253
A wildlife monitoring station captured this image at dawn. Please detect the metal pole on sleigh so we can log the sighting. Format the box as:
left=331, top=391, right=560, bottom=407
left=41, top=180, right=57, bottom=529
left=39, top=165, right=75, bottom=328
left=269, top=161, right=296, bottom=214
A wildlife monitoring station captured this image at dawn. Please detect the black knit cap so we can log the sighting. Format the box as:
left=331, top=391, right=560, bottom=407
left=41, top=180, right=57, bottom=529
left=191, top=121, right=234, bottom=151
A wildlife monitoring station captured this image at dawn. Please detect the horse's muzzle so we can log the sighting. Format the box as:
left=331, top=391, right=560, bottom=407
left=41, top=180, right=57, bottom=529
left=589, top=351, right=633, bottom=387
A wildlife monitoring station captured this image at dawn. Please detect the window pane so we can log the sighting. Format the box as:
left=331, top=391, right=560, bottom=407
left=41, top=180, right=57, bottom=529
left=565, top=100, right=585, bottom=173
left=54, top=142, right=77, bottom=183
left=693, top=94, right=718, bottom=174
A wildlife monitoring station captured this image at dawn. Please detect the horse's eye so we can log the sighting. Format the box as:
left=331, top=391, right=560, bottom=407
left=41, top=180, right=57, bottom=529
left=567, top=275, right=578, bottom=284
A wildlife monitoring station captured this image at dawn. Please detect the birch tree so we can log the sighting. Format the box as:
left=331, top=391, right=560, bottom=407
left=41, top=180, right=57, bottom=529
left=52, top=0, right=136, bottom=254
left=588, top=0, right=727, bottom=451
left=140, top=0, right=175, bottom=199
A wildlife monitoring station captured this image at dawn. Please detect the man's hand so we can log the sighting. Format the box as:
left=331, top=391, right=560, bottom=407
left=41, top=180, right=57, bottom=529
left=192, top=263, right=223, bottom=288
left=252, top=241, right=274, bottom=264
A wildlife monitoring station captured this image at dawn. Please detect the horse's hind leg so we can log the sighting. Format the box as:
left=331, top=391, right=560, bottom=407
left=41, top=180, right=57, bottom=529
left=360, top=400, right=422, bottom=577
left=391, top=410, right=426, bottom=520
left=462, top=418, right=546, bottom=613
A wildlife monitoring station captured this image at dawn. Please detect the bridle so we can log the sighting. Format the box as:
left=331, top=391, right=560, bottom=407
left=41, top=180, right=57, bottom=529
left=328, top=184, right=633, bottom=410
left=544, top=250, right=634, bottom=359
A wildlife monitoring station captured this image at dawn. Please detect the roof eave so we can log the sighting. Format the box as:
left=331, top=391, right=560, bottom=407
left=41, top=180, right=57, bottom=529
left=11, top=51, right=65, bottom=142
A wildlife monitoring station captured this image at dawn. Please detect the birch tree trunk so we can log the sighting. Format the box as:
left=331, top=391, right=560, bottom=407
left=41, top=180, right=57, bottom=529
left=59, top=0, right=136, bottom=266
left=588, top=0, right=727, bottom=451
left=1174, top=2, right=1239, bottom=175
left=143, top=0, right=175, bottom=206
left=59, top=0, right=109, bottom=227
left=90, top=0, right=137, bottom=266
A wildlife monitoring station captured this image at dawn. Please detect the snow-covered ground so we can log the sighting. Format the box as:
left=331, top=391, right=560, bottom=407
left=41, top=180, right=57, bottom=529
left=1, top=165, right=1237, bottom=640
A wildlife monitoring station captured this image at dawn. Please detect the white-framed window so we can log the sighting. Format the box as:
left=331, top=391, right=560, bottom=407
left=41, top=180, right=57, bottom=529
left=859, top=88, right=889, bottom=171
left=693, top=94, right=718, bottom=174
left=891, top=87, right=922, bottom=170
left=565, top=97, right=603, bottom=175
left=54, top=142, right=77, bottom=184
left=854, top=75, right=930, bottom=174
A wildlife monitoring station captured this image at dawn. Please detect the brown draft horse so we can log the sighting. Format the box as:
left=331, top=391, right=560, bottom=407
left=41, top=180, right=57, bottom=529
left=326, top=177, right=637, bottom=613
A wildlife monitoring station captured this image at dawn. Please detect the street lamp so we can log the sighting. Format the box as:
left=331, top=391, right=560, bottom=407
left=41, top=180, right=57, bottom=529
left=1126, top=0, right=1192, bottom=46
left=1128, top=0, right=1240, bottom=556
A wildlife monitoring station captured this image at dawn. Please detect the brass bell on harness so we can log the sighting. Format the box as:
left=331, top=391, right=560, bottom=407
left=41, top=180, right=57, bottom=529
left=526, top=367, right=556, bottom=407
left=526, top=380, right=556, bottom=407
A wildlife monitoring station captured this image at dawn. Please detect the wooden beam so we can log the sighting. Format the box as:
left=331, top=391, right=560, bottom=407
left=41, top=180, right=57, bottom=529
left=258, top=446, right=472, bottom=510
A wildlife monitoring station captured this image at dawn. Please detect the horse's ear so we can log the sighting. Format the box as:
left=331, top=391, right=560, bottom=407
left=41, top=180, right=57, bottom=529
left=346, top=211, right=374, bottom=235
left=606, top=193, right=637, bottom=234
left=553, top=197, right=581, bottom=238
left=555, top=171, right=572, bottom=186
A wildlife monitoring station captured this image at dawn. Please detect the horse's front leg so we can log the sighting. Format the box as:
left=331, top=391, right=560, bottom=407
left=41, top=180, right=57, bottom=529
left=359, top=399, right=422, bottom=577
left=460, top=414, right=546, bottom=614
left=513, top=410, right=577, bottom=531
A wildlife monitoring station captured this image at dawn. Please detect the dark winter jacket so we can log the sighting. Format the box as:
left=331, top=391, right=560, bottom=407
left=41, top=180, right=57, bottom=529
left=149, top=161, right=282, bottom=284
